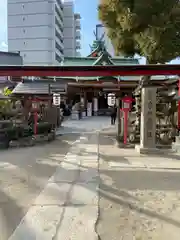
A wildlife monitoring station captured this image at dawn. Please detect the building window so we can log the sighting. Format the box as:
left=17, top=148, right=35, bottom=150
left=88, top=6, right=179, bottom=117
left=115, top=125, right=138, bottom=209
left=55, top=5, right=63, bottom=23
left=55, top=53, right=62, bottom=63
left=55, top=30, right=63, bottom=44
left=23, top=29, right=25, bottom=33
left=55, top=17, right=63, bottom=32
left=23, top=17, right=25, bottom=21
left=24, top=42, right=26, bottom=45
left=55, top=41, right=63, bottom=55
left=22, top=4, right=24, bottom=8
left=56, top=0, right=63, bottom=11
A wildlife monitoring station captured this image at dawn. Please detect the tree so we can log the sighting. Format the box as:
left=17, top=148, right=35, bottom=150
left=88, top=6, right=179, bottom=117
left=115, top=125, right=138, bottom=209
left=98, top=0, right=180, bottom=64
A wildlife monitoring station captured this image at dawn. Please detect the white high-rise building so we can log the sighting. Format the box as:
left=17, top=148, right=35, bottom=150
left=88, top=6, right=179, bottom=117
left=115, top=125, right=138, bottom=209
left=63, top=1, right=81, bottom=57
left=7, top=0, right=81, bottom=65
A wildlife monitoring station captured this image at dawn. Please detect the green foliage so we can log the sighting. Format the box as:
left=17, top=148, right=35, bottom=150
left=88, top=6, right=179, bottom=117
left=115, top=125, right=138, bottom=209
left=3, top=87, right=12, bottom=96
left=98, top=0, right=180, bottom=63
left=0, top=100, right=12, bottom=115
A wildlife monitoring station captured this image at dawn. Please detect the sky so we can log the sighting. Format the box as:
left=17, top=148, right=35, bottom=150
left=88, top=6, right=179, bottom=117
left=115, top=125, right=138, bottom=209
left=75, top=0, right=99, bottom=56
left=0, top=0, right=179, bottom=63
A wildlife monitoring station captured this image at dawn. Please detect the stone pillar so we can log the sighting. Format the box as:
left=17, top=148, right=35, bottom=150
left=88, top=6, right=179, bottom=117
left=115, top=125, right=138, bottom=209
left=135, top=87, right=157, bottom=153
left=80, top=95, right=86, bottom=118
left=93, top=97, right=98, bottom=116
left=84, top=91, right=87, bottom=116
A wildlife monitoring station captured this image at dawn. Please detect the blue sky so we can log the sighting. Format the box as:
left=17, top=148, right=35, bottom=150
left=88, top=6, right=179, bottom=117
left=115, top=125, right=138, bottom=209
left=75, top=0, right=99, bottom=56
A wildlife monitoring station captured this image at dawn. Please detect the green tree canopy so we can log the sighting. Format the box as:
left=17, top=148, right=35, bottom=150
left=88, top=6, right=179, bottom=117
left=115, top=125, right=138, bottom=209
left=98, top=0, right=180, bottom=63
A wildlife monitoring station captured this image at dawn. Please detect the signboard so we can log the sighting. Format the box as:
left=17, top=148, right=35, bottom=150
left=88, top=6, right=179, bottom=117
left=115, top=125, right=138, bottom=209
left=123, top=102, right=130, bottom=109
left=121, top=96, right=133, bottom=111
left=53, top=93, right=60, bottom=105
left=107, top=93, right=116, bottom=106
left=50, top=84, right=67, bottom=93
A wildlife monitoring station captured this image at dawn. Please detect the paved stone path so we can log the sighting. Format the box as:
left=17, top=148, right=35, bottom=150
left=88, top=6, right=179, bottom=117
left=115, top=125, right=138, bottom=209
left=6, top=117, right=180, bottom=239
left=9, top=132, right=100, bottom=239
left=57, top=116, right=111, bottom=134
left=0, top=134, right=79, bottom=240
left=97, top=132, right=180, bottom=240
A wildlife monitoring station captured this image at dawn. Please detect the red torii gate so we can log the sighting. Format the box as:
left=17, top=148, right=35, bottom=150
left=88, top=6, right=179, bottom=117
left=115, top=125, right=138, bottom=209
left=0, top=64, right=180, bottom=129
left=0, top=64, right=180, bottom=76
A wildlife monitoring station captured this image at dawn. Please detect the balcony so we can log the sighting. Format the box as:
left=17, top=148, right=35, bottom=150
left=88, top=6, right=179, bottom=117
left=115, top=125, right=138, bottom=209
left=75, top=41, right=81, bottom=48
left=75, top=30, right=81, bottom=40
left=75, top=51, right=81, bottom=57
left=75, top=20, right=81, bottom=30
left=74, top=13, right=81, bottom=20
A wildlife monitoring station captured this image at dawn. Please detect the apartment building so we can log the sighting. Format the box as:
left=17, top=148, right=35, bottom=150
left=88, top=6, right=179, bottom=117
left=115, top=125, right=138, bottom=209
left=7, top=0, right=81, bottom=65
left=63, top=1, right=81, bottom=57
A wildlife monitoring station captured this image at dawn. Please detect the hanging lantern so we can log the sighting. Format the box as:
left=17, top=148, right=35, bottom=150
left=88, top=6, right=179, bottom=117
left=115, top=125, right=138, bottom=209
left=107, top=93, right=116, bottom=106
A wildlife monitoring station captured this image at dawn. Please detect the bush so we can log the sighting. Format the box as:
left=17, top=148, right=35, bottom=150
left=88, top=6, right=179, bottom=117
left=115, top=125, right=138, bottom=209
left=3, top=125, right=33, bottom=141
left=31, top=122, right=52, bottom=135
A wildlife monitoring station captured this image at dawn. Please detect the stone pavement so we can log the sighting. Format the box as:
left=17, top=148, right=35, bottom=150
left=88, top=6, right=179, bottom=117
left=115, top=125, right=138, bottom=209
left=99, top=127, right=180, bottom=170
left=57, top=116, right=111, bottom=135
left=0, top=134, right=79, bottom=240
left=9, top=133, right=100, bottom=240
left=97, top=133, right=180, bottom=240
left=101, top=146, right=180, bottom=170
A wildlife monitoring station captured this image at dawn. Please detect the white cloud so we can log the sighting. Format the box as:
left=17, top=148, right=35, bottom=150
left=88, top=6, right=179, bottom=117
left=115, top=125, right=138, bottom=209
left=1, top=41, right=7, bottom=48
left=0, top=0, right=7, bottom=50
left=0, top=41, right=8, bottom=51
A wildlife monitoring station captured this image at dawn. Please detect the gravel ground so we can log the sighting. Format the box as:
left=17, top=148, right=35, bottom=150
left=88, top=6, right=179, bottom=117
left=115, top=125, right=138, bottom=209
left=97, top=134, right=180, bottom=240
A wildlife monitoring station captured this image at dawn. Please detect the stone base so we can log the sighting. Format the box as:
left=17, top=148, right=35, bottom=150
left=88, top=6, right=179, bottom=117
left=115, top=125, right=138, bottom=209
left=175, top=136, right=180, bottom=143
left=71, top=111, right=79, bottom=120
left=9, top=136, right=35, bottom=148
left=116, top=142, right=135, bottom=148
left=135, top=145, right=176, bottom=154
left=82, top=111, right=86, bottom=118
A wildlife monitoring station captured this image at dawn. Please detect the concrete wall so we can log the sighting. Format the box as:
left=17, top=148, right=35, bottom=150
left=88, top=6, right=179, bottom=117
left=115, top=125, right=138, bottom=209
left=0, top=51, right=23, bottom=65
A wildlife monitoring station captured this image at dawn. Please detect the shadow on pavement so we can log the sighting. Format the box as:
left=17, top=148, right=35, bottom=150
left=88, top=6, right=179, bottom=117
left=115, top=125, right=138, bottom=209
left=97, top=133, right=180, bottom=232
left=0, top=134, right=80, bottom=239
left=0, top=188, right=29, bottom=239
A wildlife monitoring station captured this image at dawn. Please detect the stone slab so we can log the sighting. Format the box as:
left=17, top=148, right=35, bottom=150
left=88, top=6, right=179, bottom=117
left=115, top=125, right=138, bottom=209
left=78, top=168, right=98, bottom=183
left=135, top=145, right=176, bottom=154
left=69, top=182, right=98, bottom=206
left=34, top=183, right=71, bottom=205
left=49, top=167, right=79, bottom=183
left=8, top=206, right=64, bottom=240
left=55, top=206, right=98, bottom=240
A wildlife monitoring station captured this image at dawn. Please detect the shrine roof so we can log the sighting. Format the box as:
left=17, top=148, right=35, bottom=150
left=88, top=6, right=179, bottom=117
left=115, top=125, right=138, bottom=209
left=62, top=56, right=139, bottom=66
left=12, top=82, right=66, bottom=95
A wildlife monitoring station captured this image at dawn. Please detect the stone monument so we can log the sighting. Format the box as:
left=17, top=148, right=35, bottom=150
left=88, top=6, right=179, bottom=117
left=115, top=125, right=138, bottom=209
left=135, top=87, right=157, bottom=153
